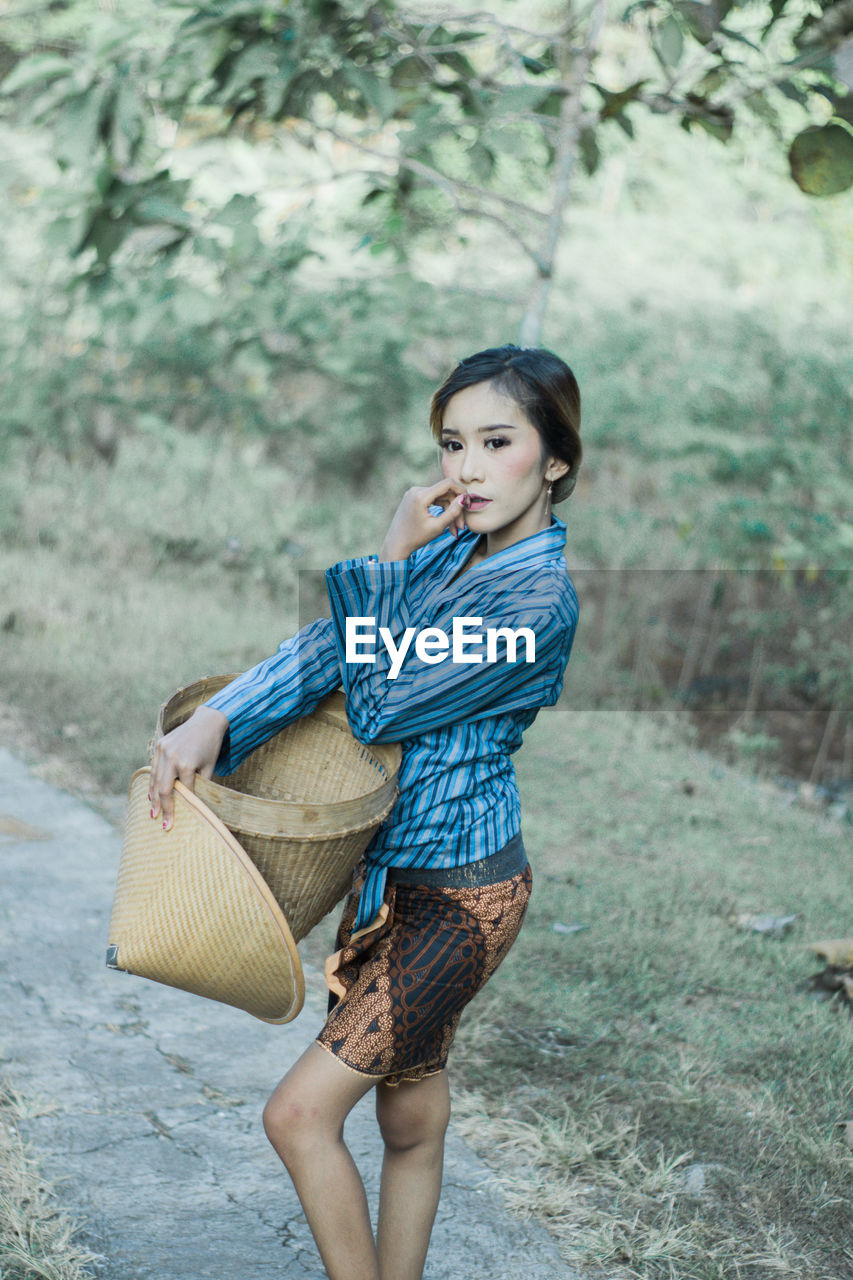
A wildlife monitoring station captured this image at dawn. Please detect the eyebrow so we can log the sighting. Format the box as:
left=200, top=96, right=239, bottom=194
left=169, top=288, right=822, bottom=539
left=440, top=423, right=519, bottom=435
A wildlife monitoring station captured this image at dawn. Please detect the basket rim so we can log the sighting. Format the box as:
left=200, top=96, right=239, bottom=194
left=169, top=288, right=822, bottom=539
left=193, top=776, right=400, bottom=842
left=156, top=678, right=401, bottom=834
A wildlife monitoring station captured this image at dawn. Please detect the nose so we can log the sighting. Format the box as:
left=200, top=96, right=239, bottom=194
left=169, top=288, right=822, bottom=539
left=458, top=446, right=484, bottom=485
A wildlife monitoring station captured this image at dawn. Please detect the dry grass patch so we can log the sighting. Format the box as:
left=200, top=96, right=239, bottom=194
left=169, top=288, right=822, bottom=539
left=0, top=1082, right=99, bottom=1280
left=449, top=708, right=853, bottom=1279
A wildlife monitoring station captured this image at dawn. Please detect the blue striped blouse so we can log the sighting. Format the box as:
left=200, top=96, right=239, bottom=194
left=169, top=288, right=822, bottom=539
left=205, top=514, right=578, bottom=931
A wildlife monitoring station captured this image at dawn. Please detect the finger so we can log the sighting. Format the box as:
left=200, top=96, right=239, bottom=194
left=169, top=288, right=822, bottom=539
left=161, top=788, right=175, bottom=831
left=433, top=494, right=466, bottom=533
left=152, top=764, right=177, bottom=825
left=163, top=766, right=197, bottom=831
left=148, top=755, right=164, bottom=820
left=149, top=746, right=178, bottom=825
left=422, top=477, right=467, bottom=508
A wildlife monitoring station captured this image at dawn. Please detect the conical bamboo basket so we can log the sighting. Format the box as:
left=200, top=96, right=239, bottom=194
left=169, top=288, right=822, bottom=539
left=109, top=770, right=304, bottom=1023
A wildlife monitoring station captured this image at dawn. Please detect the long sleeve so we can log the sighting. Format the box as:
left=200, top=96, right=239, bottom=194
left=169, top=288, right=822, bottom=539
left=325, top=556, right=577, bottom=745
left=204, top=616, right=341, bottom=775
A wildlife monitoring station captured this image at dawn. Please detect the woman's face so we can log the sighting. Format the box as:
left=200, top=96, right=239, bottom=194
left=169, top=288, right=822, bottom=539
left=439, top=380, right=567, bottom=553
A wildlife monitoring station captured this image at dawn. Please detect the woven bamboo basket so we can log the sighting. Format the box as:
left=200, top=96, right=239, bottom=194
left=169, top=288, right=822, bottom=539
left=155, top=677, right=401, bottom=942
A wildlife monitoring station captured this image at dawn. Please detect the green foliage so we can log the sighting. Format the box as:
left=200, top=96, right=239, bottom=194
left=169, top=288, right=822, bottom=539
left=634, top=0, right=853, bottom=190
left=0, top=231, right=441, bottom=484
left=2, top=0, right=850, bottom=293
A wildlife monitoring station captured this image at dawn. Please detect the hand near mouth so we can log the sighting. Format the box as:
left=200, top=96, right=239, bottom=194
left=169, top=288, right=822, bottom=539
left=378, top=478, right=469, bottom=562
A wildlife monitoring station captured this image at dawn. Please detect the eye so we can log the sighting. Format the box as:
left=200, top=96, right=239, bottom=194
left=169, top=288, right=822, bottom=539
left=440, top=439, right=462, bottom=452
left=485, top=436, right=510, bottom=450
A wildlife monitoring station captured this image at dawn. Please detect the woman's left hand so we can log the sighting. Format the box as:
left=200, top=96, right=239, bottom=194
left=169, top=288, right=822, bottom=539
left=378, top=479, right=468, bottom=562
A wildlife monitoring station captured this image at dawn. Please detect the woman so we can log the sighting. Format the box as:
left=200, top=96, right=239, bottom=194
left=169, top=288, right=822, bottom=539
left=149, top=343, right=582, bottom=1280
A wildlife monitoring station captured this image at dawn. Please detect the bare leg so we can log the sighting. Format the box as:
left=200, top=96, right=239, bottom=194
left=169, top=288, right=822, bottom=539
left=263, top=1042, right=381, bottom=1280
left=375, top=1070, right=451, bottom=1280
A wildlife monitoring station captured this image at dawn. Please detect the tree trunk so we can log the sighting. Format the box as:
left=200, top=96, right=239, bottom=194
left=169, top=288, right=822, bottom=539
left=809, top=702, right=843, bottom=789
left=519, top=0, right=610, bottom=347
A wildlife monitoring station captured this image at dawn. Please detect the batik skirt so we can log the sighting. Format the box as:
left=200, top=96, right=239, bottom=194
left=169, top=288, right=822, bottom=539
left=315, top=833, right=532, bottom=1086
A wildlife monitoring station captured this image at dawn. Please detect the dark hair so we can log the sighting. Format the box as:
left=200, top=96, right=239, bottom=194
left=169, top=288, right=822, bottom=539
left=429, top=344, right=582, bottom=502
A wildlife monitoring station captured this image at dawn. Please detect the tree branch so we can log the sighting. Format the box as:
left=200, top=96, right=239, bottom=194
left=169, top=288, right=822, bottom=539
left=313, top=121, right=550, bottom=224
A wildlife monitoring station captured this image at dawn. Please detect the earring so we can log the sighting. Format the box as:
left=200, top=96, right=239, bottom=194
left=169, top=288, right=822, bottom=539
left=546, top=480, right=553, bottom=500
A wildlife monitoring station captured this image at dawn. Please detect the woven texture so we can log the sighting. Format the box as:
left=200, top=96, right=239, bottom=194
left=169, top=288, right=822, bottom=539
left=109, top=770, right=304, bottom=1023
left=156, top=679, right=401, bottom=942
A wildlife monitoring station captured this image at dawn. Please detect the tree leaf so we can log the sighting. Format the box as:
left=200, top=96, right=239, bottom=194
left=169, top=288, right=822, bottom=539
left=675, top=1, right=720, bottom=45
left=1, top=53, right=74, bottom=95
left=435, top=50, right=478, bottom=81
left=214, top=193, right=260, bottom=228
left=19, top=73, right=78, bottom=125
left=776, top=79, right=810, bottom=107
left=443, top=78, right=485, bottom=117
left=133, top=195, right=193, bottom=228
left=718, top=25, right=762, bottom=53
left=656, top=16, right=685, bottom=68
left=231, top=220, right=262, bottom=258
left=217, top=43, right=281, bottom=108
left=591, top=79, right=648, bottom=117
left=343, top=64, right=397, bottom=120
left=829, top=90, right=853, bottom=125
left=789, top=122, right=853, bottom=195
left=390, top=54, right=429, bottom=89
left=579, top=125, right=600, bottom=175
left=110, top=72, right=146, bottom=168
left=498, top=84, right=565, bottom=114
left=76, top=208, right=129, bottom=265
left=465, top=139, right=495, bottom=180
left=54, top=82, right=112, bottom=170
left=684, top=93, right=735, bottom=141
left=179, top=0, right=276, bottom=38
left=521, top=54, right=551, bottom=75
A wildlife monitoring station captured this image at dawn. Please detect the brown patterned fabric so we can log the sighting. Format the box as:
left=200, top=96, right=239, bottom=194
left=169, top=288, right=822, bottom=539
left=315, top=864, right=532, bottom=1085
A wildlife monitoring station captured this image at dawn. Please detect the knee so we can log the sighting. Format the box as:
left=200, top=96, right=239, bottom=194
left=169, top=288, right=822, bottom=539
left=376, top=1084, right=451, bottom=1155
left=263, top=1085, right=326, bottom=1167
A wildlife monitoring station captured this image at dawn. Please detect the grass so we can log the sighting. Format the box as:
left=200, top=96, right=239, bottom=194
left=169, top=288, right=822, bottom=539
left=448, top=708, right=853, bottom=1279
left=0, top=1083, right=99, bottom=1280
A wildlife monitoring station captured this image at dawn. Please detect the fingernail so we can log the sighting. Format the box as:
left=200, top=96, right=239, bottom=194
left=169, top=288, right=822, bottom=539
left=150, top=808, right=155, bottom=819
left=163, top=820, right=168, bottom=830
